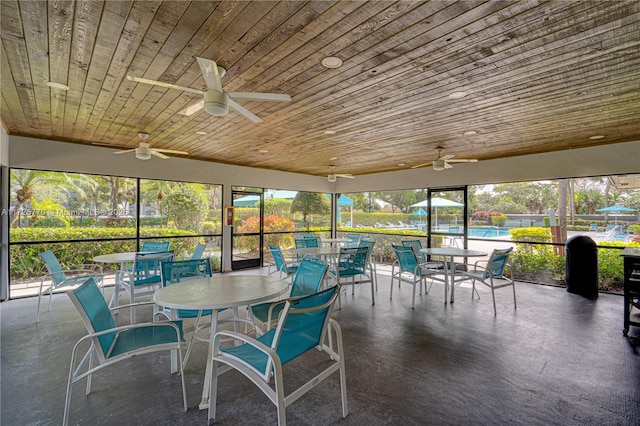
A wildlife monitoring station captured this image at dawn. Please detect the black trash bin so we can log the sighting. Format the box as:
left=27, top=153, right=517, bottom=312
left=565, top=235, right=598, bottom=299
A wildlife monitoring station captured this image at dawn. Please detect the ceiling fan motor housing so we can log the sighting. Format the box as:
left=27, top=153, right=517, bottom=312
left=327, top=174, right=337, bottom=182
left=204, top=90, right=229, bottom=116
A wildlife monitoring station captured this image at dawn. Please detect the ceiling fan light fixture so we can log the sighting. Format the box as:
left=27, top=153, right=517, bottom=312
left=135, top=146, right=152, bottom=160
left=204, top=90, right=229, bottom=116
left=433, top=160, right=446, bottom=171
left=327, top=174, right=337, bottom=182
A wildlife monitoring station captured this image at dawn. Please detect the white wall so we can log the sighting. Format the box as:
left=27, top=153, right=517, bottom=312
left=9, top=135, right=640, bottom=193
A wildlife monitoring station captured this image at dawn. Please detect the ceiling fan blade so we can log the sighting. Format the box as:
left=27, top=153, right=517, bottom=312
left=197, top=57, right=223, bottom=92
left=228, top=99, right=262, bottom=123
left=153, top=148, right=189, bottom=155
left=447, top=159, right=478, bottom=163
left=411, top=162, right=433, bottom=169
left=228, top=92, right=291, bottom=102
left=444, top=162, right=454, bottom=169
left=179, top=100, right=204, bottom=116
left=336, top=174, right=354, bottom=179
left=113, top=149, right=135, bottom=155
left=441, top=154, right=455, bottom=160
left=127, top=76, right=203, bottom=95
left=150, top=150, right=170, bottom=159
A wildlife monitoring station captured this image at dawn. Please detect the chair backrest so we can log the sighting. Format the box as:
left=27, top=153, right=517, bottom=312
left=401, top=240, right=426, bottom=263
left=343, top=233, right=360, bottom=248
left=358, top=240, right=375, bottom=263
left=190, top=243, right=206, bottom=260
left=486, top=248, right=513, bottom=278
left=67, top=277, right=116, bottom=360
left=38, top=250, right=66, bottom=285
left=392, top=244, right=419, bottom=274
left=295, top=238, right=319, bottom=249
left=141, top=241, right=170, bottom=252
left=271, top=286, right=339, bottom=368
left=338, top=246, right=368, bottom=274
left=160, top=258, right=212, bottom=287
left=132, top=251, right=174, bottom=284
left=269, top=244, right=294, bottom=273
left=290, top=259, right=328, bottom=297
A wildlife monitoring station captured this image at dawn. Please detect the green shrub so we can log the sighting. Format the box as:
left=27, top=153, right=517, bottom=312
left=10, top=227, right=202, bottom=279
left=491, top=215, right=508, bottom=226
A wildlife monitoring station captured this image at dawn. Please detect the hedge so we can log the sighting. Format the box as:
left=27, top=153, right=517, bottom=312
left=10, top=227, right=203, bottom=279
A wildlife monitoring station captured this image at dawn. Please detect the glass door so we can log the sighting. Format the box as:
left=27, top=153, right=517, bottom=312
left=427, top=187, right=467, bottom=249
left=231, top=188, right=263, bottom=270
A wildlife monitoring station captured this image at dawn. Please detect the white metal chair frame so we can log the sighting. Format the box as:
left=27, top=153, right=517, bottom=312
left=460, top=248, right=516, bottom=315
left=390, top=245, right=447, bottom=309
left=209, top=287, right=347, bottom=425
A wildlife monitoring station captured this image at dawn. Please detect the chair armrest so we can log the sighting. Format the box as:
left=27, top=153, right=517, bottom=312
left=109, top=300, right=157, bottom=312
left=213, top=330, right=278, bottom=366
left=68, top=263, right=104, bottom=273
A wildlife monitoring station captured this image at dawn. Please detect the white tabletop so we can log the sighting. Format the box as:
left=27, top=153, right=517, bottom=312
left=296, top=247, right=342, bottom=256
left=420, top=248, right=486, bottom=257
left=153, top=275, right=290, bottom=310
left=93, top=252, right=139, bottom=263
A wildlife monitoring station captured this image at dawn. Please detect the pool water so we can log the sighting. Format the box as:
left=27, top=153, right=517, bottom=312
left=467, top=226, right=511, bottom=238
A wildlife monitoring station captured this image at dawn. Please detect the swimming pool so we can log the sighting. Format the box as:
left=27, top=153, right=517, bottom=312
left=467, top=226, right=512, bottom=238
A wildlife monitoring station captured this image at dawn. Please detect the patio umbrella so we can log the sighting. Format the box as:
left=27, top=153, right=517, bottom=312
left=596, top=205, right=637, bottom=224
left=412, top=207, right=428, bottom=223
left=411, top=197, right=463, bottom=228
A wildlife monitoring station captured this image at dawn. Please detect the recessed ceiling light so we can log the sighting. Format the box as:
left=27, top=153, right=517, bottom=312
left=589, top=135, right=605, bottom=140
left=324, top=130, right=336, bottom=135
left=321, top=57, right=343, bottom=69
left=195, top=131, right=208, bottom=135
left=448, top=91, right=467, bottom=99
left=329, top=157, right=338, bottom=161
left=46, top=81, right=69, bottom=90
left=398, top=163, right=406, bottom=167
left=259, top=149, right=269, bottom=153
left=463, top=130, right=478, bottom=136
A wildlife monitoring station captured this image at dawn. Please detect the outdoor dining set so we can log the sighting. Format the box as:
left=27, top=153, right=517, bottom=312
left=35, top=233, right=517, bottom=425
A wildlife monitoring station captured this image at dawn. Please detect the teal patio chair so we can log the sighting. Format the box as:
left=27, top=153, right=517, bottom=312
left=209, top=286, right=347, bottom=425
left=190, top=243, right=206, bottom=259
left=344, top=233, right=360, bottom=248
left=460, top=248, right=516, bottom=316
left=111, top=251, right=174, bottom=323
left=36, top=250, right=104, bottom=323
left=267, top=244, right=299, bottom=280
left=391, top=244, right=446, bottom=309
left=250, top=259, right=328, bottom=333
left=294, top=237, right=320, bottom=261
left=359, top=240, right=378, bottom=292
left=141, top=241, right=170, bottom=252
left=63, top=277, right=186, bottom=425
left=330, top=246, right=372, bottom=306
left=159, top=258, right=238, bottom=366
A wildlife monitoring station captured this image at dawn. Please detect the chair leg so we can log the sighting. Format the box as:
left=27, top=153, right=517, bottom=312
left=490, top=282, right=497, bottom=316
left=35, top=279, right=50, bottom=323
left=208, top=360, right=220, bottom=423
left=512, top=281, right=517, bottom=309
left=274, top=366, right=287, bottom=426
left=411, top=278, right=417, bottom=309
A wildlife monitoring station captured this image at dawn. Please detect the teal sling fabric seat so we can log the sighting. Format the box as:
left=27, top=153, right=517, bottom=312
left=250, top=259, right=328, bottom=333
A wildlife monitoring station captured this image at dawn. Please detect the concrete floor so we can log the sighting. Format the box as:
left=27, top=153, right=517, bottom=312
left=1, top=267, right=639, bottom=425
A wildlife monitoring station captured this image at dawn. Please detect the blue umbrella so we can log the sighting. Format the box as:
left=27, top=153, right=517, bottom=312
left=596, top=205, right=636, bottom=213
left=597, top=205, right=636, bottom=224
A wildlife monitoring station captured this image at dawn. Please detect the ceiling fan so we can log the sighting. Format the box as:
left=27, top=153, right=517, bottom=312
left=411, top=147, right=478, bottom=171
left=327, top=166, right=354, bottom=182
left=97, top=133, right=189, bottom=160
left=126, top=57, right=291, bottom=123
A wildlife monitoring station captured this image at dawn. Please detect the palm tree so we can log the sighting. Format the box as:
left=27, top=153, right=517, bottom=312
left=9, top=170, right=75, bottom=227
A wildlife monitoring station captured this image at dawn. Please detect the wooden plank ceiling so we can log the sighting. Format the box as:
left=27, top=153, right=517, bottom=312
left=1, top=0, right=639, bottom=177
